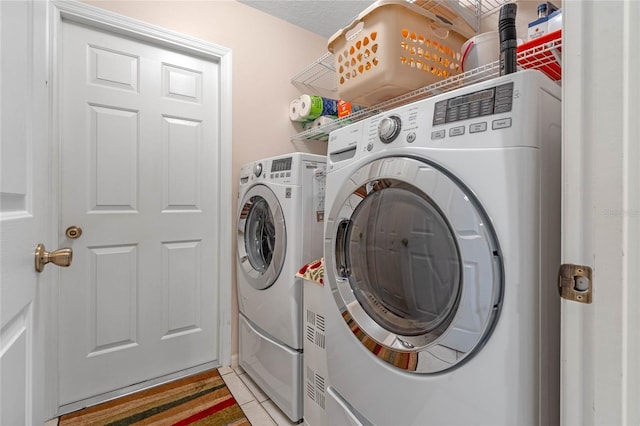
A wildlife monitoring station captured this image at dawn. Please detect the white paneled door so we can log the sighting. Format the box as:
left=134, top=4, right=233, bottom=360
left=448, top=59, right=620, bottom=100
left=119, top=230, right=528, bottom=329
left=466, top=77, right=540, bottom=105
left=57, top=16, right=226, bottom=407
left=0, top=0, right=48, bottom=424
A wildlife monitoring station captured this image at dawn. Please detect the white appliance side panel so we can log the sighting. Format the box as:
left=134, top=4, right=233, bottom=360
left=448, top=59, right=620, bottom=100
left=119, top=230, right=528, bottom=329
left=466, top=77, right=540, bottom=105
left=326, top=387, right=366, bottom=426
left=301, top=160, right=326, bottom=265
left=539, top=85, right=562, bottom=426
left=238, top=314, right=302, bottom=422
left=303, top=279, right=329, bottom=426
left=237, top=182, right=302, bottom=349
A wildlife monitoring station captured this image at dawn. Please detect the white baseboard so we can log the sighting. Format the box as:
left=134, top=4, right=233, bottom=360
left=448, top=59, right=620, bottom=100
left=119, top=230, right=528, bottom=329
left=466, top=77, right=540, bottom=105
left=231, top=353, right=239, bottom=368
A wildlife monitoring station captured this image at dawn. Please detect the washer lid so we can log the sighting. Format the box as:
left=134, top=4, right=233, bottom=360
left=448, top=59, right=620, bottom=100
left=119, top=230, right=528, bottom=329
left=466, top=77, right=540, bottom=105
left=237, top=184, right=286, bottom=290
left=325, top=156, right=503, bottom=373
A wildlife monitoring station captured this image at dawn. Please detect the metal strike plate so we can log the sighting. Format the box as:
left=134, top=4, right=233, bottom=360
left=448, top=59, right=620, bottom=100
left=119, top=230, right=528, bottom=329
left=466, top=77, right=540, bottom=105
left=558, top=264, right=593, bottom=304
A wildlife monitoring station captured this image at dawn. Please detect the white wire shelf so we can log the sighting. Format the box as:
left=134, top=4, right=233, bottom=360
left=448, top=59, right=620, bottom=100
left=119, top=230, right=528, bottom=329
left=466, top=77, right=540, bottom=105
left=289, top=0, right=514, bottom=98
left=290, top=52, right=337, bottom=100
left=414, top=0, right=514, bottom=36
left=291, top=33, right=561, bottom=142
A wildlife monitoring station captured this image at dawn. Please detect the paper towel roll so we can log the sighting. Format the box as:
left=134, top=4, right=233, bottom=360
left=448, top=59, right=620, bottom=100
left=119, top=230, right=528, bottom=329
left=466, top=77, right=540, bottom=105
left=301, top=120, right=316, bottom=130
left=319, top=97, right=338, bottom=116
left=293, top=95, right=340, bottom=122
left=313, top=116, right=339, bottom=136
left=298, top=94, right=322, bottom=121
left=312, top=116, right=336, bottom=128
left=289, top=98, right=303, bottom=122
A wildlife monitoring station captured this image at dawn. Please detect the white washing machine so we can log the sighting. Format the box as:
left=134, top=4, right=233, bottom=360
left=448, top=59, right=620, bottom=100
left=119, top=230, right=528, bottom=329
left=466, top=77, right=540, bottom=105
left=323, top=70, right=561, bottom=425
left=237, top=152, right=326, bottom=422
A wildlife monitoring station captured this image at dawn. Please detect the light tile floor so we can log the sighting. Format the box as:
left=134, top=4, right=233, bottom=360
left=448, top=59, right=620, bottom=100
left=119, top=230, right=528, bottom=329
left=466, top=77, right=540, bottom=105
left=45, top=365, right=299, bottom=426
left=218, top=365, right=299, bottom=426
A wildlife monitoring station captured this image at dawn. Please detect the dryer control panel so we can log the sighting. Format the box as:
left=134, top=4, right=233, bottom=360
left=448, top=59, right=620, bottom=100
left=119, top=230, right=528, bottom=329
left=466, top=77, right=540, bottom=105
left=266, top=156, right=294, bottom=181
left=432, top=82, right=514, bottom=125
left=239, top=157, right=294, bottom=185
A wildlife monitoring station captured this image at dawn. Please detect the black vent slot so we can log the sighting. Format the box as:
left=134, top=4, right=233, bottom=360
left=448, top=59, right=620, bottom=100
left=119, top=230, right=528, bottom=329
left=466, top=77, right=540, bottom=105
left=315, top=331, right=326, bottom=349
left=316, top=314, right=325, bottom=333
left=306, top=324, right=315, bottom=343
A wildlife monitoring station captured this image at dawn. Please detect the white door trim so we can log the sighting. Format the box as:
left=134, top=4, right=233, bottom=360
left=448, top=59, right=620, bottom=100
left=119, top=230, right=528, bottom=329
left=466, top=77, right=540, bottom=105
left=562, top=1, right=640, bottom=424
left=47, top=0, right=232, bottom=417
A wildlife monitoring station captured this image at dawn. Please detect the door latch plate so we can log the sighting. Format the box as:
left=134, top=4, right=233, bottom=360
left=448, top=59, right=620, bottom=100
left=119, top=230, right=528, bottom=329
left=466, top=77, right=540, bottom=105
left=558, top=264, right=593, bottom=304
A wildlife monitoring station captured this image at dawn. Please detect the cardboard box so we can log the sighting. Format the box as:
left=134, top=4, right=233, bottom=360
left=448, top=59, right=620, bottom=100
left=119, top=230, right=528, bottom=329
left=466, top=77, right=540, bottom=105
left=527, top=2, right=559, bottom=41
left=548, top=9, right=563, bottom=33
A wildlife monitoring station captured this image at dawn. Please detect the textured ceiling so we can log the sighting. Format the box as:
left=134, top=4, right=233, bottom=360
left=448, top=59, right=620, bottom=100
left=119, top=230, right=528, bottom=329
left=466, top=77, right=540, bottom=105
left=239, top=0, right=375, bottom=39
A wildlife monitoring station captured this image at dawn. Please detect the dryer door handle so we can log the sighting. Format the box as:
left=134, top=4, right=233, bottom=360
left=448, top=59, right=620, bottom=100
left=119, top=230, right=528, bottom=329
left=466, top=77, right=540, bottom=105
left=335, top=220, right=351, bottom=279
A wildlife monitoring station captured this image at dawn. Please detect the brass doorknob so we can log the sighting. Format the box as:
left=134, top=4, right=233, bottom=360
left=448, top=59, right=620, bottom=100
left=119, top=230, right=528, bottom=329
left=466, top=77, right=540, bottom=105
left=35, top=243, right=73, bottom=273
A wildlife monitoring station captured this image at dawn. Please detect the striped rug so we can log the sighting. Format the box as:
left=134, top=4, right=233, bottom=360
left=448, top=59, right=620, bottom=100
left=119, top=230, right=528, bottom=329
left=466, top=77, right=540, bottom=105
left=59, top=369, right=250, bottom=426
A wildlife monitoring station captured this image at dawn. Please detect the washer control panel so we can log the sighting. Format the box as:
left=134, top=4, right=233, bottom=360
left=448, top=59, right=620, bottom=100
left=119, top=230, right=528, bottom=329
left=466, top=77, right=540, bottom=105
left=332, top=79, right=520, bottom=159
left=378, top=115, right=402, bottom=143
left=432, top=82, right=514, bottom=125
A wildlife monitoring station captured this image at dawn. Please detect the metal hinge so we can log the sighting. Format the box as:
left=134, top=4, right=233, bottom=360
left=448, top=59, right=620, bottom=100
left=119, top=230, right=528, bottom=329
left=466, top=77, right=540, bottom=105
left=558, top=264, right=593, bottom=304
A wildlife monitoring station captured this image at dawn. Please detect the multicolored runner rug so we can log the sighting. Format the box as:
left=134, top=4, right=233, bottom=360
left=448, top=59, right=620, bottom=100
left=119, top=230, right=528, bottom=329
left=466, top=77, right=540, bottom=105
left=59, top=369, right=250, bottom=426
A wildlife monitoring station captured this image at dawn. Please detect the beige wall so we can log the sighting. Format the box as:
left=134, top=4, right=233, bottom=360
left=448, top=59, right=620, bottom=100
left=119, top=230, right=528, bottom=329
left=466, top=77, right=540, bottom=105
left=81, top=0, right=329, bottom=362
left=480, top=0, right=548, bottom=35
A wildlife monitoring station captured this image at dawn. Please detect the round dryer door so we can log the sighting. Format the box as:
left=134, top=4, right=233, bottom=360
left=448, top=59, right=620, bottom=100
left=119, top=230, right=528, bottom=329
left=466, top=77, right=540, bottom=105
left=325, top=156, right=504, bottom=373
left=237, top=184, right=286, bottom=290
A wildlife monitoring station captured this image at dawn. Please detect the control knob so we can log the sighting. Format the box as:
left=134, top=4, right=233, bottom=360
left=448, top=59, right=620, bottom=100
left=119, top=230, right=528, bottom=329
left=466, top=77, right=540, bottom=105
left=378, top=115, right=402, bottom=143
left=253, top=163, right=263, bottom=177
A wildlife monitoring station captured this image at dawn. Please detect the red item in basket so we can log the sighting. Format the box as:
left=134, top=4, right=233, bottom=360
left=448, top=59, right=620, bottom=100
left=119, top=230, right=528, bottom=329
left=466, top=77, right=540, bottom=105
left=517, top=29, right=562, bottom=81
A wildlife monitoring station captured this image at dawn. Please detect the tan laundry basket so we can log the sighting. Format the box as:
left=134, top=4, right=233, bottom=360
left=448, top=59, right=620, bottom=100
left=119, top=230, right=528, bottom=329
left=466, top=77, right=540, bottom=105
left=328, top=0, right=468, bottom=107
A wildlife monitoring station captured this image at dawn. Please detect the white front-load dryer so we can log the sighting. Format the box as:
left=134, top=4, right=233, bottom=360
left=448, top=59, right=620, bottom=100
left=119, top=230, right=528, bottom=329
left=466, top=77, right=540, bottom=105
left=323, top=70, right=561, bottom=425
left=237, top=152, right=326, bottom=422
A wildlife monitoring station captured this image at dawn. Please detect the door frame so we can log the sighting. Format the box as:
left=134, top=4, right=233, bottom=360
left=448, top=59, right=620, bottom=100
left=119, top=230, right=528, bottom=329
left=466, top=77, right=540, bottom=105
left=46, top=0, right=232, bottom=417
left=561, top=1, right=640, bottom=424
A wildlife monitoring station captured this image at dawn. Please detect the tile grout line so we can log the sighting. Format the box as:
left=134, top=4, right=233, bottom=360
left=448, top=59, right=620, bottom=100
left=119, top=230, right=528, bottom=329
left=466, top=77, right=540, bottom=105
left=219, top=368, right=253, bottom=421
left=259, top=401, right=280, bottom=425
left=220, top=366, right=280, bottom=425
